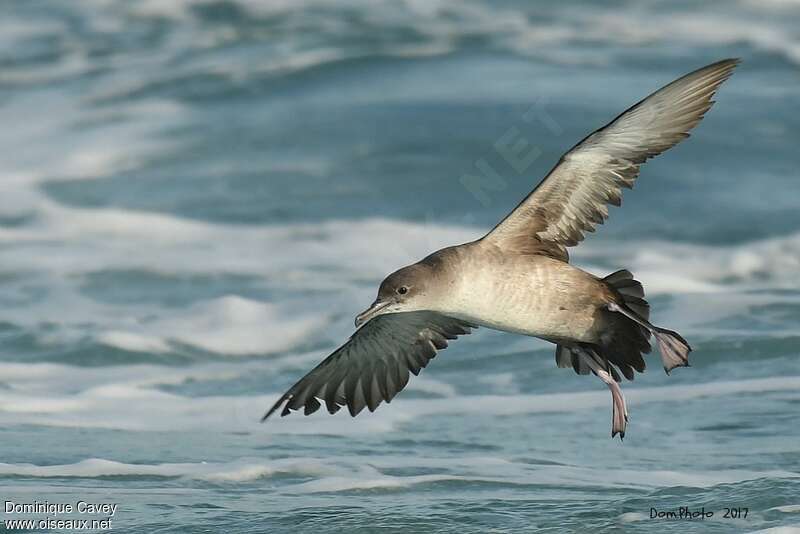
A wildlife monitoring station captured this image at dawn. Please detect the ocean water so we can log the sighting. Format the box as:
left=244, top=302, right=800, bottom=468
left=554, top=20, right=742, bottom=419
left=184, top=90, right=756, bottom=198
left=1, top=0, right=799, bottom=532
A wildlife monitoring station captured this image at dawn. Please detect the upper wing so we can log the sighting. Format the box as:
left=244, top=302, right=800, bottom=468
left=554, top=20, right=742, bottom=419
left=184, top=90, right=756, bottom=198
left=483, top=59, right=739, bottom=260
left=262, top=312, right=475, bottom=420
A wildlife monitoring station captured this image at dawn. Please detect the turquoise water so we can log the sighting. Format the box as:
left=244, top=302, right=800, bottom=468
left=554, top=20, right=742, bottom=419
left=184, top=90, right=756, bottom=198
left=1, top=1, right=799, bottom=532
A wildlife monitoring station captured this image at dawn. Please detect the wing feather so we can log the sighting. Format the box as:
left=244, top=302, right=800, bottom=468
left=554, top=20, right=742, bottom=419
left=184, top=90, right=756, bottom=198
left=262, top=312, right=475, bottom=420
left=483, top=59, right=739, bottom=259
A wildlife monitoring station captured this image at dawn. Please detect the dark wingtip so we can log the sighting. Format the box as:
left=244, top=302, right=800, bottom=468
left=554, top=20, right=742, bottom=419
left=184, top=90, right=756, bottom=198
left=259, top=406, right=280, bottom=423
left=260, top=395, right=290, bottom=422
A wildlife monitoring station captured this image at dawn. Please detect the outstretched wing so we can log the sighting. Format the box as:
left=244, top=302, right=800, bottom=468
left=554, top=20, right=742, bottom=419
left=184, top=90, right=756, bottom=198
left=262, top=312, right=475, bottom=420
left=483, top=59, right=739, bottom=260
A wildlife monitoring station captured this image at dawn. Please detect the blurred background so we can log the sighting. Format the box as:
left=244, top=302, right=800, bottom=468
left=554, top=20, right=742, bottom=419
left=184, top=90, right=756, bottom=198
left=0, top=1, right=798, bottom=532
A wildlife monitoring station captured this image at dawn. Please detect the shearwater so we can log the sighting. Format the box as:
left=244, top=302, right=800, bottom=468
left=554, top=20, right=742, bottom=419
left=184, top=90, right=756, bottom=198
left=262, top=59, right=739, bottom=439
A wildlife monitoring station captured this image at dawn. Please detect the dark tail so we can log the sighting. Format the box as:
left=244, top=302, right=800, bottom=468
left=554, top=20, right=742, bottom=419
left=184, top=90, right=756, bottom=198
left=555, top=269, right=650, bottom=380
left=588, top=269, right=652, bottom=380
left=553, top=270, right=690, bottom=440
left=555, top=269, right=691, bottom=379
left=604, top=270, right=692, bottom=374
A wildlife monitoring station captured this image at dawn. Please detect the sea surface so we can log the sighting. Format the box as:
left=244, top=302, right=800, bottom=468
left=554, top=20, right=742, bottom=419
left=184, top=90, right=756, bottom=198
left=1, top=1, right=799, bottom=532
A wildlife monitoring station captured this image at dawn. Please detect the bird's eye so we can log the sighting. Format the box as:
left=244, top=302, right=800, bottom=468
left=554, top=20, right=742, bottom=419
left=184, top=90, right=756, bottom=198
left=397, top=286, right=408, bottom=295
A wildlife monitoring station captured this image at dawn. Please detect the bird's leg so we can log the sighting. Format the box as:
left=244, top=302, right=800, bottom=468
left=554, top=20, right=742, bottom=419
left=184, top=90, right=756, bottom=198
left=576, top=347, right=628, bottom=440
left=597, top=367, right=628, bottom=440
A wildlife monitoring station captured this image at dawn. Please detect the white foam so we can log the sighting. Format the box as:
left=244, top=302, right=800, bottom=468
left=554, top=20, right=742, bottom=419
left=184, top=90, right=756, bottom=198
left=575, top=231, right=800, bottom=295
left=0, top=193, right=483, bottom=355
left=770, top=505, right=800, bottom=514
left=245, top=461, right=800, bottom=493
left=0, top=454, right=795, bottom=494
left=583, top=9, right=800, bottom=63
left=744, top=0, right=800, bottom=9
left=476, top=372, right=518, bottom=393
left=293, top=471, right=456, bottom=493
left=0, top=457, right=336, bottom=482
left=2, top=360, right=799, bottom=435
left=748, top=526, right=800, bottom=534
left=4, top=190, right=800, bottom=355
left=2, top=0, right=799, bottom=362
left=386, top=376, right=800, bottom=421
left=138, top=296, right=330, bottom=356
left=0, top=359, right=447, bottom=433
left=6, top=177, right=800, bottom=298
left=618, top=512, right=648, bottom=523
left=96, top=331, right=171, bottom=354
left=7, top=0, right=798, bottom=101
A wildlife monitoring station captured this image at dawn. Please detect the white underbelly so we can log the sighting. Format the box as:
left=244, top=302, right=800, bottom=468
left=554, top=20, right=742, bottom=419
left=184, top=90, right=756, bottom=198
left=443, top=261, right=600, bottom=342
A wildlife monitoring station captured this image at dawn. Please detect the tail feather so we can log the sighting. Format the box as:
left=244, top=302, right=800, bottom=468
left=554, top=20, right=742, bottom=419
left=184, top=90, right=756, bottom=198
left=596, top=270, right=652, bottom=379
left=613, top=279, right=645, bottom=299
left=603, top=269, right=634, bottom=285
left=607, top=301, right=693, bottom=374
left=620, top=296, right=650, bottom=322
left=555, top=345, right=590, bottom=374
left=553, top=269, right=692, bottom=440
left=555, top=269, right=692, bottom=382
left=604, top=269, right=650, bottom=321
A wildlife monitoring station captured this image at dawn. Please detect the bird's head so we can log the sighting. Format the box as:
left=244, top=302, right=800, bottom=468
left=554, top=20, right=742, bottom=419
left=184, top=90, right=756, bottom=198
left=354, top=262, right=435, bottom=327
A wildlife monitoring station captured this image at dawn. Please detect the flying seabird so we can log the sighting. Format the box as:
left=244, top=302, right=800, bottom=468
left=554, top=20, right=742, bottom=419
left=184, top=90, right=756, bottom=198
left=263, top=59, right=739, bottom=438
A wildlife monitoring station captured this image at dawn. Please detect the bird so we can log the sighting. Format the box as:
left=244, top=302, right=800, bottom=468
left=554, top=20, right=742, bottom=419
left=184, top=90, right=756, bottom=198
left=262, top=58, right=739, bottom=439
